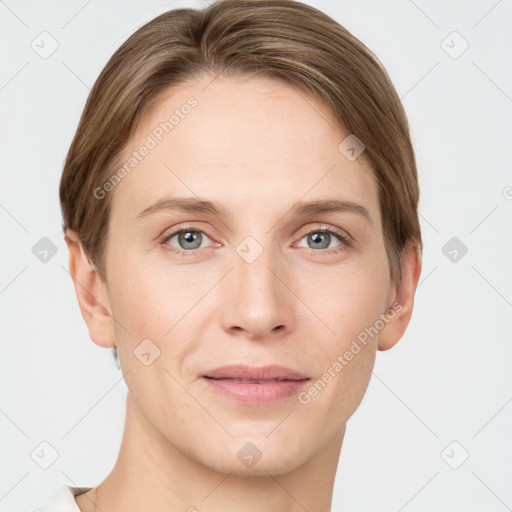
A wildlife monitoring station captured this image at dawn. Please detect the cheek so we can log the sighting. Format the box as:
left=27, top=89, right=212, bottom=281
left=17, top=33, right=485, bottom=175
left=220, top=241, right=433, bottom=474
left=296, top=293, right=380, bottom=432
left=107, top=255, right=207, bottom=382
left=108, top=252, right=195, bottom=331
left=108, top=262, right=196, bottom=409
left=293, top=258, right=387, bottom=412
left=299, top=254, right=389, bottom=343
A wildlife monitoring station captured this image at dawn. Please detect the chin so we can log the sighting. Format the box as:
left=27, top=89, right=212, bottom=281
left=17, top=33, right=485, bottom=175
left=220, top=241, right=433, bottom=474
left=195, top=435, right=313, bottom=477
left=204, top=454, right=306, bottom=478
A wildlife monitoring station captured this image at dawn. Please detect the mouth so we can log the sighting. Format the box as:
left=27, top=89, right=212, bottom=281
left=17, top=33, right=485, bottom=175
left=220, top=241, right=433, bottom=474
left=204, top=378, right=305, bottom=383
left=201, top=365, right=310, bottom=404
left=203, top=364, right=309, bottom=381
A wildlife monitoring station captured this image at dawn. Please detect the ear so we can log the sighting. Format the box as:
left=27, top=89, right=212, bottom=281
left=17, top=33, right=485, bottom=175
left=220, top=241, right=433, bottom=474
left=378, top=241, right=422, bottom=351
left=64, top=230, right=116, bottom=349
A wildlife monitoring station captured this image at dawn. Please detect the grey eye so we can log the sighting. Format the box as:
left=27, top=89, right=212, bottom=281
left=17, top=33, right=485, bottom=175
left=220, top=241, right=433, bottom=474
left=297, top=231, right=343, bottom=250
left=167, top=230, right=209, bottom=250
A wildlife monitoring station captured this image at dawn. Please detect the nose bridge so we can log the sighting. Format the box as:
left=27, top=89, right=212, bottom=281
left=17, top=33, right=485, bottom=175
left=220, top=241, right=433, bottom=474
left=221, top=234, right=293, bottom=338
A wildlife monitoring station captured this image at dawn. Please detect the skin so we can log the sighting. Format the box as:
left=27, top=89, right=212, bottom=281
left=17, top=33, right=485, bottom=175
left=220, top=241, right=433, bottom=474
left=67, top=75, right=422, bottom=512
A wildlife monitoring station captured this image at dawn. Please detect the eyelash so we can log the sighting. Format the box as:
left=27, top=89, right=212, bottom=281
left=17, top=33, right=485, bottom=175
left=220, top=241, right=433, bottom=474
left=159, top=224, right=352, bottom=256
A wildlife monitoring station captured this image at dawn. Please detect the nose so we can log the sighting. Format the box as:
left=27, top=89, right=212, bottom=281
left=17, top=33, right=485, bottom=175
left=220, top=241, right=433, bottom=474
left=221, top=241, right=295, bottom=340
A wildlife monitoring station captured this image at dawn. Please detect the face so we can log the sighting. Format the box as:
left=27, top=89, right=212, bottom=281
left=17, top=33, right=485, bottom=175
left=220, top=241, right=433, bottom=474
left=100, top=75, right=398, bottom=475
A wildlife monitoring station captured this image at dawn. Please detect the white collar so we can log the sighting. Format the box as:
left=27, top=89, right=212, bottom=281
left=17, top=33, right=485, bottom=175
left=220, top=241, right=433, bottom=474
left=34, top=485, right=92, bottom=511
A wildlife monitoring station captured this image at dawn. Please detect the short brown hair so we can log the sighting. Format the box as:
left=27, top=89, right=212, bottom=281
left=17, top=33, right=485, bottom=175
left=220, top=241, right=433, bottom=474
left=60, top=0, right=422, bottom=286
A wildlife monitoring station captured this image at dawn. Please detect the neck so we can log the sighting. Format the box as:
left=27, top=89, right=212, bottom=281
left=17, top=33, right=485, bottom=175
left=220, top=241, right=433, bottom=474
left=76, top=392, right=345, bottom=512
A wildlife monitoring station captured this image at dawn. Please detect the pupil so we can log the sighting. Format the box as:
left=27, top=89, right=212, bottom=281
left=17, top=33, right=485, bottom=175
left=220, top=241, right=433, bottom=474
left=310, top=232, right=329, bottom=249
left=180, top=231, right=200, bottom=249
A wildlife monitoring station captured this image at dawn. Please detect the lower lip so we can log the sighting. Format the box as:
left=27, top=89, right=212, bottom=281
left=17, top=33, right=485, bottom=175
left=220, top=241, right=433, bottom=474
left=202, top=377, right=310, bottom=404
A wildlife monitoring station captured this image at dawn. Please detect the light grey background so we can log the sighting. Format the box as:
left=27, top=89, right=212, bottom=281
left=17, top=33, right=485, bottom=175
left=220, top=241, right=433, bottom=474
left=1, top=0, right=511, bottom=510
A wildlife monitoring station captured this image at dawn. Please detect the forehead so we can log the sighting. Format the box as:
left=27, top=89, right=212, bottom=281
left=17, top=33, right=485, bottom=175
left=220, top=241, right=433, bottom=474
left=110, top=76, right=380, bottom=225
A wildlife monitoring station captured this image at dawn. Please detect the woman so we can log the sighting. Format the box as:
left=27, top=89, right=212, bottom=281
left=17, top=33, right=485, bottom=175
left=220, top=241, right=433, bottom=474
left=35, top=0, right=422, bottom=509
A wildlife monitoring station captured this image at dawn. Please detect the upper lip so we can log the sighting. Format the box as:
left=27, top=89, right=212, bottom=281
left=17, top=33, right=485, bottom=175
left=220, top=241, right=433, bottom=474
left=203, top=364, right=309, bottom=381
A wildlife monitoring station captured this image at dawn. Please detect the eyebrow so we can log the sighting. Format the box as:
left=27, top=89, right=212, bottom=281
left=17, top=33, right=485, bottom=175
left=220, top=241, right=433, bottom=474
left=137, top=196, right=227, bottom=218
left=290, top=199, right=372, bottom=226
left=137, top=196, right=372, bottom=226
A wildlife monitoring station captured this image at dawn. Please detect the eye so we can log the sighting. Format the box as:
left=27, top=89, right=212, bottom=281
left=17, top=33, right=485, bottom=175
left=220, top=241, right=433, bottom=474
left=295, top=227, right=351, bottom=253
left=161, top=227, right=213, bottom=254
left=160, top=225, right=352, bottom=256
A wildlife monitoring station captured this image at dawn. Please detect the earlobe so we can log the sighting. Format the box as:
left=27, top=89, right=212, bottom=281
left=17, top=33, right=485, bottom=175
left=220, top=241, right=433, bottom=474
left=377, top=242, right=422, bottom=351
left=64, top=230, right=116, bottom=349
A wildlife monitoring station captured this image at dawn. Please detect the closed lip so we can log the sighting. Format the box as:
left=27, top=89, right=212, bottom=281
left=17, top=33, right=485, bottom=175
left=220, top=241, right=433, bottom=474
left=202, top=364, right=309, bottom=381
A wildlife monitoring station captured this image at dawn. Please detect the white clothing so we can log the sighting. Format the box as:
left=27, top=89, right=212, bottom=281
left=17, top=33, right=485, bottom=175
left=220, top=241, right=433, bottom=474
left=32, top=485, right=91, bottom=511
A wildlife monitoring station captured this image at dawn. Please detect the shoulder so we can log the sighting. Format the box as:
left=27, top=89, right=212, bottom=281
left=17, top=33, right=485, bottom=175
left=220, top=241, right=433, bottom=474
left=32, top=485, right=92, bottom=512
